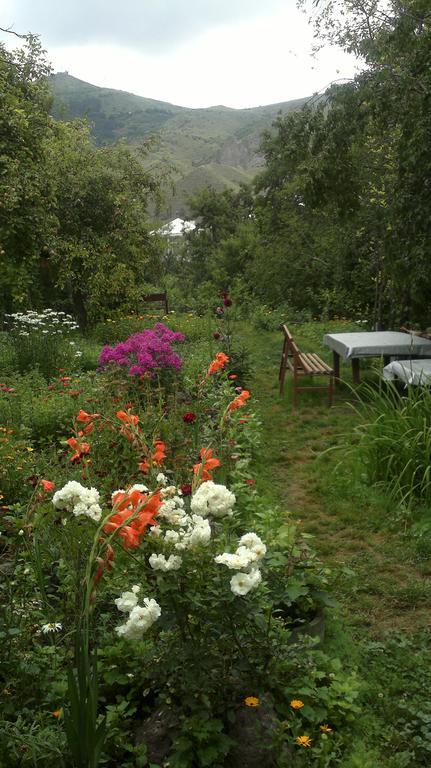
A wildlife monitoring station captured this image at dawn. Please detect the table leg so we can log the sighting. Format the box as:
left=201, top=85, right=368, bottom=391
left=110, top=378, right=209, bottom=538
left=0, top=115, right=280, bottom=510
left=352, top=358, right=360, bottom=385
left=332, top=351, right=340, bottom=382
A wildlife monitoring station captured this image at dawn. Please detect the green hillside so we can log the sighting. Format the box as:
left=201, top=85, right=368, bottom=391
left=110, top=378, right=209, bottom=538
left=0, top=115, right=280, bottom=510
left=49, top=73, right=308, bottom=217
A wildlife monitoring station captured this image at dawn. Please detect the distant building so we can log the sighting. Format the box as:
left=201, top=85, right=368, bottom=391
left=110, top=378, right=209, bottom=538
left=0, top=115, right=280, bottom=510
left=152, top=218, right=196, bottom=237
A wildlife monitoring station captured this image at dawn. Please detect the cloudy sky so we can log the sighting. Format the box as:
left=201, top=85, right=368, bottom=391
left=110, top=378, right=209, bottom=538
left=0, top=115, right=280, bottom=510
left=0, top=0, right=359, bottom=108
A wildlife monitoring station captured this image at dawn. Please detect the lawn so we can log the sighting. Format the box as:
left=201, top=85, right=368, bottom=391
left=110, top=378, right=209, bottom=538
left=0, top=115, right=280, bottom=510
left=246, top=322, right=431, bottom=767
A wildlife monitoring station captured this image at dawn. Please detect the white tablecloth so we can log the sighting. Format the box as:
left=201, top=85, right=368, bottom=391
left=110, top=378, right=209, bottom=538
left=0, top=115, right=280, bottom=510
left=383, top=359, right=431, bottom=386
left=323, top=331, right=431, bottom=360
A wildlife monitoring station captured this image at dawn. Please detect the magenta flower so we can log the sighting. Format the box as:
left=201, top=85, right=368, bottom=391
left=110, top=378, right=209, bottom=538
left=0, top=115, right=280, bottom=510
left=99, top=323, right=185, bottom=377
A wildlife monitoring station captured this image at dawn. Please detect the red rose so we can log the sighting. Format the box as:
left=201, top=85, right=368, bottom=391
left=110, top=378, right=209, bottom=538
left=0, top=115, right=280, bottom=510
left=183, top=412, right=197, bottom=424
left=181, top=484, right=192, bottom=496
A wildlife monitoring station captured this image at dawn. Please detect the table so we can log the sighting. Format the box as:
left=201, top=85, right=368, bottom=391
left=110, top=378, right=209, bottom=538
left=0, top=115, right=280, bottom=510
left=383, top=359, right=431, bottom=386
left=322, top=331, right=431, bottom=384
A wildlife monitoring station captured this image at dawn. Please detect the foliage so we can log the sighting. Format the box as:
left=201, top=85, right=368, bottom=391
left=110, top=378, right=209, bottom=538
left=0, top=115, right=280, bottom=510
left=348, top=380, right=431, bottom=513
left=0, top=37, right=162, bottom=327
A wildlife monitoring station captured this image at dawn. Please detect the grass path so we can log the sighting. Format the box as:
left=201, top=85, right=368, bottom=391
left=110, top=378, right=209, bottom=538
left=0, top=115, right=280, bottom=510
left=248, top=326, right=431, bottom=634
left=245, top=325, right=431, bottom=767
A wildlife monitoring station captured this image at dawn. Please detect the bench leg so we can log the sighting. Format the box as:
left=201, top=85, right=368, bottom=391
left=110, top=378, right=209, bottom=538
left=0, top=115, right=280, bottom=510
left=293, top=371, right=298, bottom=408
left=328, top=374, right=334, bottom=407
left=333, top=351, right=340, bottom=382
left=352, top=358, right=360, bottom=385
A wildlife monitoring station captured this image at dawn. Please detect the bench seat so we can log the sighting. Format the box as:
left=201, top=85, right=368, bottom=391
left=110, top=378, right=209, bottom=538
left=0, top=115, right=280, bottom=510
left=279, top=325, right=334, bottom=407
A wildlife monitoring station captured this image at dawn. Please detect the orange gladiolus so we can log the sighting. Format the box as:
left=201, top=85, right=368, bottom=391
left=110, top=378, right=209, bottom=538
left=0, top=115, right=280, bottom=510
left=76, top=409, right=100, bottom=423
left=208, top=352, right=229, bottom=376
left=40, top=479, right=55, bottom=492
left=104, top=490, right=161, bottom=549
left=193, top=447, right=221, bottom=481
left=116, top=410, right=139, bottom=426
left=152, top=439, right=166, bottom=465
left=228, top=390, right=250, bottom=412
left=66, top=437, right=90, bottom=463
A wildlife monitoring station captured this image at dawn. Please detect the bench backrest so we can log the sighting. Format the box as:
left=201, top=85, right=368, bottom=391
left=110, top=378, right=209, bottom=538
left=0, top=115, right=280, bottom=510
left=142, top=292, right=169, bottom=314
left=282, top=324, right=300, bottom=358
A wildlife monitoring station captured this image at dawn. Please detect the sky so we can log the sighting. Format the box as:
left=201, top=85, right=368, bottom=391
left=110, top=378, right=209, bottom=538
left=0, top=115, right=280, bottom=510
left=0, top=0, right=360, bottom=109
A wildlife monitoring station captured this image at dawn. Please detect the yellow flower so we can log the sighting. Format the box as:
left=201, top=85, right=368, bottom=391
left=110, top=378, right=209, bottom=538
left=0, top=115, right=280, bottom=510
left=320, top=724, right=333, bottom=734
left=244, top=696, right=260, bottom=707
left=26, top=447, right=34, bottom=452
left=290, top=699, right=304, bottom=710
left=296, top=735, right=312, bottom=747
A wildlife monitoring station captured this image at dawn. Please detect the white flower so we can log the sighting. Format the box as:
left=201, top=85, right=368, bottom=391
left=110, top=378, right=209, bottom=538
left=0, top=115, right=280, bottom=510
left=230, top=569, right=262, bottom=596
left=41, top=622, right=62, bottom=633
left=148, top=525, right=162, bottom=538
left=115, top=589, right=140, bottom=613
left=238, top=532, right=267, bottom=560
left=115, top=598, right=161, bottom=640
left=156, top=473, right=168, bottom=486
left=190, top=481, right=236, bottom=518
left=215, top=548, right=256, bottom=570
left=149, top=553, right=182, bottom=572
left=53, top=482, right=102, bottom=522
left=158, top=496, right=185, bottom=524
left=130, top=483, right=148, bottom=493
left=164, top=529, right=180, bottom=544
left=183, top=515, right=211, bottom=548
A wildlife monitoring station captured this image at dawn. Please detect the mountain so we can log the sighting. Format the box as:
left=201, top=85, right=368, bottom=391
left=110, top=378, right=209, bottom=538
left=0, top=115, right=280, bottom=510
left=49, top=73, right=308, bottom=218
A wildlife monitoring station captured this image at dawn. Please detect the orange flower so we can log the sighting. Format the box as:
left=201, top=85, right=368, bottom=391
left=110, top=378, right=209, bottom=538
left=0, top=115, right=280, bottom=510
left=40, top=479, right=55, bottom=492
left=290, top=700, right=304, bottom=710
left=52, top=709, right=63, bottom=719
left=138, top=459, right=150, bottom=473
left=193, top=448, right=221, bottom=481
left=116, top=410, right=139, bottom=426
left=152, top=439, right=166, bottom=465
left=296, top=735, right=311, bottom=748
left=104, top=490, right=161, bottom=549
left=244, top=696, right=260, bottom=707
left=66, top=437, right=90, bottom=463
left=208, top=351, right=229, bottom=376
left=76, top=409, right=100, bottom=423
left=320, top=724, right=333, bottom=734
left=228, top=390, right=250, bottom=412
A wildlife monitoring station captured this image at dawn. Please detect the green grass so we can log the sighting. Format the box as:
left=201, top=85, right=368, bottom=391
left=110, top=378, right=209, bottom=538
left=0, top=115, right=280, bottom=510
left=241, top=321, right=431, bottom=766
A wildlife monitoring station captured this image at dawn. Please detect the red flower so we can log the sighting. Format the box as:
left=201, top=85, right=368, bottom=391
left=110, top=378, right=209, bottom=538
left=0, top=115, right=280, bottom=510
left=116, top=410, right=139, bottom=427
left=66, top=437, right=90, bottom=463
left=208, top=352, right=229, bottom=376
left=213, top=331, right=221, bottom=340
left=104, top=490, right=161, bottom=549
left=152, top=439, right=166, bottom=465
left=224, top=297, right=232, bottom=307
left=228, top=390, right=250, bottom=412
left=193, top=448, right=221, bottom=481
left=40, top=479, right=55, bottom=492
left=180, top=483, right=192, bottom=496
left=77, top=409, right=100, bottom=423
left=246, top=479, right=255, bottom=486
left=183, top=412, right=197, bottom=424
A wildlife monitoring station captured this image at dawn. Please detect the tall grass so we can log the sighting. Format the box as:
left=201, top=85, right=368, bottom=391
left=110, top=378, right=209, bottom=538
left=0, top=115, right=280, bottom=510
left=353, top=380, right=431, bottom=510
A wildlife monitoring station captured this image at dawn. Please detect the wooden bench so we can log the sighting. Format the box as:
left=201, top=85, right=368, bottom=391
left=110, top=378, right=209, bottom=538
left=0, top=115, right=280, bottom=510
left=279, top=325, right=334, bottom=407
left=142, top=292, right=169, bottom=315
